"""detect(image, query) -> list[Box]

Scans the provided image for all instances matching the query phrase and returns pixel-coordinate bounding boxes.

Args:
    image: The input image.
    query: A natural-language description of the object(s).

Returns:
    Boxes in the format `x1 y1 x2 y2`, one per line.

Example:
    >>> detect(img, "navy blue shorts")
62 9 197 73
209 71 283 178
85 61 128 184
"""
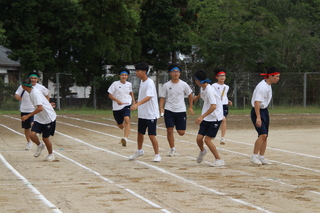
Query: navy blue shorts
251 108 269 136
138 118 157 135
21 112 34 129
113 106 131 125
31 120 56 138
198 120 222 138
164 110 186 130
223 105 229 117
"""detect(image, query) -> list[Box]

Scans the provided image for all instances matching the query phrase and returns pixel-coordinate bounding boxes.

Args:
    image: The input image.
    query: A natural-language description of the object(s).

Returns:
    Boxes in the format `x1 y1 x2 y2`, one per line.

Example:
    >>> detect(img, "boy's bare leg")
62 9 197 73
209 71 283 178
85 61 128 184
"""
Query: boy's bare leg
123 116 130 138
30 131 41 146
43 137 53 154
221 117 227 138
137 132 144 150
253 134 267 155
196 134 204 151
148 135 159 154
204 136 221 159
166 127 175 148
24 128 31 142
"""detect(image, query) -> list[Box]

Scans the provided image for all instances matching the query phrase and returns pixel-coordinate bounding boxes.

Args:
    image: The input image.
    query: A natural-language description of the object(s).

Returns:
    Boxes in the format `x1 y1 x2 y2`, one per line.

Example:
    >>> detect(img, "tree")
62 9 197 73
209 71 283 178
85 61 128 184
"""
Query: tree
139 0 198 70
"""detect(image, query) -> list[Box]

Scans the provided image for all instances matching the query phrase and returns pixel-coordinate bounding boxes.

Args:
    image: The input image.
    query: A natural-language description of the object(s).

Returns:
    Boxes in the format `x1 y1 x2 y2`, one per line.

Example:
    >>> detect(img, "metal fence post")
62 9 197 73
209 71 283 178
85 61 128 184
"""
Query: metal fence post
56 73 60 111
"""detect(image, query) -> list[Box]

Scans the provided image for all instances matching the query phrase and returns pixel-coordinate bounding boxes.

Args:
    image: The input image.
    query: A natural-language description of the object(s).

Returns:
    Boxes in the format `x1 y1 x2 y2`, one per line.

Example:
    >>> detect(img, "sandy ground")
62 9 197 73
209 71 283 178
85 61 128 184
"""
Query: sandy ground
0 113 320 213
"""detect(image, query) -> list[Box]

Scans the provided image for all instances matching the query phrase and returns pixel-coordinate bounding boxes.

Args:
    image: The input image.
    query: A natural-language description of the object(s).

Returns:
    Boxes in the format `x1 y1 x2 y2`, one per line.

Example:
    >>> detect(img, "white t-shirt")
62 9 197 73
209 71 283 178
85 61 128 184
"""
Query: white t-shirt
15 83 49 113
137 78 159 119
211 83 229 105
160 79 192 112
251 80 272 109
29 88 56 124
200 85 223 122
107 80 133 111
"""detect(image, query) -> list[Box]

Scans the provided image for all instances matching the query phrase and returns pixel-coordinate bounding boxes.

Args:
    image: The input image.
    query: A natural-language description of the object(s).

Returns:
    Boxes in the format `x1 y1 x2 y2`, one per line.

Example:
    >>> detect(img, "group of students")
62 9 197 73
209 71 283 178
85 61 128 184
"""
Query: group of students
16 63 280 166
108 62 280 166
16 72 57 161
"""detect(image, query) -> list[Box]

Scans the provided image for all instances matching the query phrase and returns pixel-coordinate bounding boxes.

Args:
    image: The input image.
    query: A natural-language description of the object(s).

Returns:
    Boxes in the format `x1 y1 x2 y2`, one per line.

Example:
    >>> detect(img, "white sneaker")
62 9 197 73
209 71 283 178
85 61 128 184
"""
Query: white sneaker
34 143 45 158
260 158 272 165
250 156 262 165
44 154 55 161
196 149 207 163
220 137 226 145
153 155 161 162
210 159 225 167
25 142 33 150
120 138 127 147
167 149 176 157
129 150 144 160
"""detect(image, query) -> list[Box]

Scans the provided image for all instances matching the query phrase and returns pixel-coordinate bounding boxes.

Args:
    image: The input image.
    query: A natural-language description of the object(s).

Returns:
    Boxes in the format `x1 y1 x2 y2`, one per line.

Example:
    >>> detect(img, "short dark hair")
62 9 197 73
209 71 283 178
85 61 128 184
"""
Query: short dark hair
194 69 207 81
134 62 149 71
119 67 130 75
214 67 227 76
267 67 280 74
167 63 182 73
28 71 40 78
21 77 32 87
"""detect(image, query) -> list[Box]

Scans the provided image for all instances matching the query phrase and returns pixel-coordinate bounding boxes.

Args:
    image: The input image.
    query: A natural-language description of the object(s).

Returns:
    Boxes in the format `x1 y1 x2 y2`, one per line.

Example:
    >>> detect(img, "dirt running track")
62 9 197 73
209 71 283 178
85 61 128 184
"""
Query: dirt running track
0 113 320 213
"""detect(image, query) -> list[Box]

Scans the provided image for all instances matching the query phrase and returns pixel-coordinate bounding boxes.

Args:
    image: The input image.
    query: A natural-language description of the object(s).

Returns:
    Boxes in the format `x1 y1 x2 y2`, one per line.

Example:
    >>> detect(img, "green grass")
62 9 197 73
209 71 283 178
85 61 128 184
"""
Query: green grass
1 107 319 116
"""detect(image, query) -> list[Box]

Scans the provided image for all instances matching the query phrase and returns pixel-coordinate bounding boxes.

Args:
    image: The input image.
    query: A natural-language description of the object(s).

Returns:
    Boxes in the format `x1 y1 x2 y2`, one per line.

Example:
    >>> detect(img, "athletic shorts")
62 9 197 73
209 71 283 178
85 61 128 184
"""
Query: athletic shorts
21 112 34 129
251 107 269 136
138 118 157 135
113 106 131 125
164 110 186 130
198 120 222 138
31 120 56 138
223 105 229 117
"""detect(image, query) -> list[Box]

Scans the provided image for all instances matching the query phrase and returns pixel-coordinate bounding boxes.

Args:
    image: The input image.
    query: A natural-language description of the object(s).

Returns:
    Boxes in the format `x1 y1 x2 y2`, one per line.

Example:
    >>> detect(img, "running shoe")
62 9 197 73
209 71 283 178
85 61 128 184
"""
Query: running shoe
153 155 162 162
196 149 207 163
129 150 144 160
260 158 272 165
25 142 33 150
220 137 226 145
167 149 176 157
121 138 127 147
210 159 225 167
44 154 55 162
250 156 262 165
34 143 45 158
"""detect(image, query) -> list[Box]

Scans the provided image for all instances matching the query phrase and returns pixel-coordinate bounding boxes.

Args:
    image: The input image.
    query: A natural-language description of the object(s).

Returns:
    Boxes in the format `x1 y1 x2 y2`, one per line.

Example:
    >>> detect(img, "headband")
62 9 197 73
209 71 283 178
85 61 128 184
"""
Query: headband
119 71 129 75
29 74 39 78
260 72 280 79
22 83 32 88
195 77 211 84
170 67 181 72
216 71 226 76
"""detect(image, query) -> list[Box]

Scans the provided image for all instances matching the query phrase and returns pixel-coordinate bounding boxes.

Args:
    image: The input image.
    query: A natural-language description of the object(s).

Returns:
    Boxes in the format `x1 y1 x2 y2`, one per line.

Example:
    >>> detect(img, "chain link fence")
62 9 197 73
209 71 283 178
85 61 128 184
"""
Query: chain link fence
1 71 319 111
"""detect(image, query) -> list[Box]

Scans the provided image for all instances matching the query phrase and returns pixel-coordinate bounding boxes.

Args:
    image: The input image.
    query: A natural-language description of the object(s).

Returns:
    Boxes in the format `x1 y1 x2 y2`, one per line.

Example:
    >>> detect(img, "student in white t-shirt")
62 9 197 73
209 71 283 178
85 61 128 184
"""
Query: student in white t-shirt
250 67 280 165
20 77 57 162
108 68 135 147
193 69 225 167
15 71 51 150
211 67 232 145
159 63 194 156
129 62 161 162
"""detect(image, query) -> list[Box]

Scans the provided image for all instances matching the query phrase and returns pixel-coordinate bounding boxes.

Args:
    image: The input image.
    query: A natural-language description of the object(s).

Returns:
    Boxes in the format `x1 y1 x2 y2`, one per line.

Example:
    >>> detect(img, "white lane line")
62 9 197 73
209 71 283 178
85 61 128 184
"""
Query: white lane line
0 122 170 213
0 153 62 213
57 115 320 195
0 118 274 213
55 130 273 213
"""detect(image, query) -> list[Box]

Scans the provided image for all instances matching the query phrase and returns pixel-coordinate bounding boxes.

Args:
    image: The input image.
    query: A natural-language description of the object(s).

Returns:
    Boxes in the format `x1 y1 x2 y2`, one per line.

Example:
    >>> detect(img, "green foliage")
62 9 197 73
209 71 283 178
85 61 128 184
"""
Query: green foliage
139 0 199 70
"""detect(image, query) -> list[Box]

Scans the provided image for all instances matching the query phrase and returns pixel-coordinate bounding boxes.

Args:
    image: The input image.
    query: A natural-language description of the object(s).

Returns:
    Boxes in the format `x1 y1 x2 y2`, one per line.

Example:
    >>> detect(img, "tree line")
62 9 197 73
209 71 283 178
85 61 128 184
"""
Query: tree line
1 0 320 102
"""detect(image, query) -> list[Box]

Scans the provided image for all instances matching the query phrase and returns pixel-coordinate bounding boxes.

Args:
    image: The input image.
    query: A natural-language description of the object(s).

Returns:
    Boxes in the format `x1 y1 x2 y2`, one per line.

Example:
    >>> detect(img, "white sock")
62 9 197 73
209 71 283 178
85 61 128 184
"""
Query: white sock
137 149 143 154
171 147 176 151
259 155 264 159
252 154 258 158
155 154 160 157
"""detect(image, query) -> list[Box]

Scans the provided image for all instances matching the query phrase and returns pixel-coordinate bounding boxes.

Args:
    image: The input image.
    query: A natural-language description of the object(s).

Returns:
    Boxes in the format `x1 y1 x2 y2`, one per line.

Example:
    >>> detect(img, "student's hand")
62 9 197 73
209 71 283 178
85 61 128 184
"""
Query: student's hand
160 108 164 115
116 100 123 105
188 107 194 116
130 104 138 111
50 102 56 108
21 115 29 121
228 100 233 106
255 117 262 127
195 116 204 125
